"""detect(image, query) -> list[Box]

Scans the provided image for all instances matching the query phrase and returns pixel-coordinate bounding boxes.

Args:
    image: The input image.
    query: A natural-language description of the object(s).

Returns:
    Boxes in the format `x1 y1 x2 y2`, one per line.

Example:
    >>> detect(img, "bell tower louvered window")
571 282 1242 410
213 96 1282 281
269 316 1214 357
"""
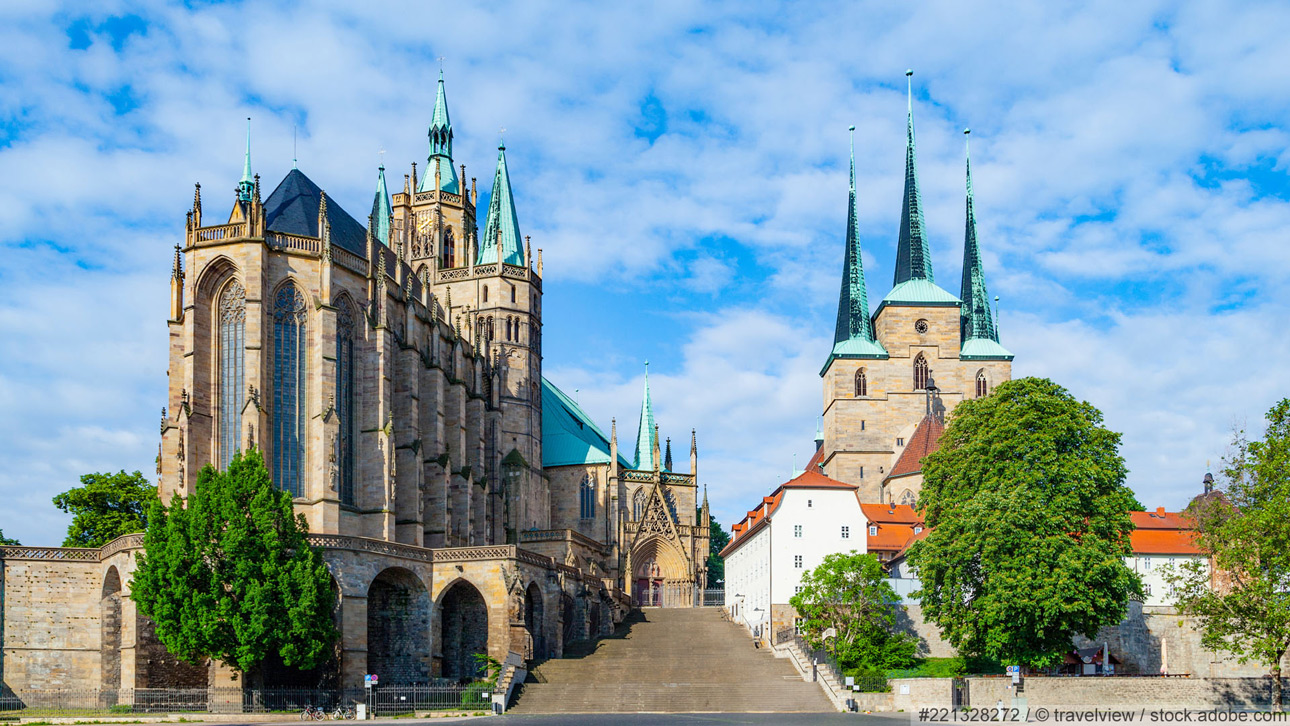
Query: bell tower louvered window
273 284 308 497
337 298 356 506
218 281 246 469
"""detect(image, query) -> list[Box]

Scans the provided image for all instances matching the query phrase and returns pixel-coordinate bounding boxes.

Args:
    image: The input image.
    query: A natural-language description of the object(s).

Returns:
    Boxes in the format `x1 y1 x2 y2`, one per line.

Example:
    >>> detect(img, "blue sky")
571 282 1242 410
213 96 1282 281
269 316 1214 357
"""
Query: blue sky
2 1 1289 545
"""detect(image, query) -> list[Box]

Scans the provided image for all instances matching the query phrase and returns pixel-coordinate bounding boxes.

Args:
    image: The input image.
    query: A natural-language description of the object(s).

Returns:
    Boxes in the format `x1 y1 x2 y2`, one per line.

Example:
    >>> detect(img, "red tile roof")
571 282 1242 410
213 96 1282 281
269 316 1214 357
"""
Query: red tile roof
860 502 922 524
860 503 924 553
1130 508 1193 530
887 414 945 479
1131 528 1201 554
719 469 855 557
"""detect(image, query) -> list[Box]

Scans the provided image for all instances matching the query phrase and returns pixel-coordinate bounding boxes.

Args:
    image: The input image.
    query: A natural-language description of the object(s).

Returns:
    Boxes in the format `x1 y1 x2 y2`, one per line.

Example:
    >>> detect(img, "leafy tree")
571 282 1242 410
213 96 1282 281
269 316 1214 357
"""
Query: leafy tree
909 377 1141 669
703 510 730 585
1165 399 1290 711
0 528 18 545
131 449 338 685
53 470 158 548
788 551 918 673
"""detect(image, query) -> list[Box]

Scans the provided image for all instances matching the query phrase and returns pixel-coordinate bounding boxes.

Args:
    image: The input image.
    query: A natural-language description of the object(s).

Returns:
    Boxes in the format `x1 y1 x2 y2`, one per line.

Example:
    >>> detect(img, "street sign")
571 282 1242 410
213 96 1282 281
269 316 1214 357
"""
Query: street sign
364 674 379 688
1005 665 1020 675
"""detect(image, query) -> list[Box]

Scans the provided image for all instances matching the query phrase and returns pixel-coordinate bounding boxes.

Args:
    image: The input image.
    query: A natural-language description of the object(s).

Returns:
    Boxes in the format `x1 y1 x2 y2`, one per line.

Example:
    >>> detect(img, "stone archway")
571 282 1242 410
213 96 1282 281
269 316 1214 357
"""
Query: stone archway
367 568 431 685
101 567 123 698
524 583 545 660
629 536 692 607
437 580 488 682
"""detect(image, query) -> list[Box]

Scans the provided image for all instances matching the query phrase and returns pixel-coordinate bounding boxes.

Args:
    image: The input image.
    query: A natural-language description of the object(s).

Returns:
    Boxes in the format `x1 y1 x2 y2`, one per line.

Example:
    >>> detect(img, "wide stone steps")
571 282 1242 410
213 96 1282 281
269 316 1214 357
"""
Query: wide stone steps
507 607 833 714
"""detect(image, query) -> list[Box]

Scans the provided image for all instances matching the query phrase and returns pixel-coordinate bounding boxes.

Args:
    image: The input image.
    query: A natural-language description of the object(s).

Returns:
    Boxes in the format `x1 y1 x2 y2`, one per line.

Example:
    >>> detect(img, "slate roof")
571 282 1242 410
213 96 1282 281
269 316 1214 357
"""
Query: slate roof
262 169 368 256
541 377 632 469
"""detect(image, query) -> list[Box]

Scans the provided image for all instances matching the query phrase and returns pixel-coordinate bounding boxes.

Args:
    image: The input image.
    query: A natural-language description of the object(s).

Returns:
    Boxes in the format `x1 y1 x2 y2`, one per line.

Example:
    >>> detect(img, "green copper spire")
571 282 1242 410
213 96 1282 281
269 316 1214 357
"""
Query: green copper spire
823 127 887 374
893 70 933 286
633 362 657 470
418 71 460 194
371 163 393 246
477 142 525 265
237 117 253 203
957 129 1013 361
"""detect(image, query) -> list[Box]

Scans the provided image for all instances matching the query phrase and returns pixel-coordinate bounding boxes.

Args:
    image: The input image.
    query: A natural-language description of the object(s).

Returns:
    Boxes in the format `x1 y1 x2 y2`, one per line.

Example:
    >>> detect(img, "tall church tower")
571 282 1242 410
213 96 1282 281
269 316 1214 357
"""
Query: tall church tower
819 72 1013 504
387 72 546 543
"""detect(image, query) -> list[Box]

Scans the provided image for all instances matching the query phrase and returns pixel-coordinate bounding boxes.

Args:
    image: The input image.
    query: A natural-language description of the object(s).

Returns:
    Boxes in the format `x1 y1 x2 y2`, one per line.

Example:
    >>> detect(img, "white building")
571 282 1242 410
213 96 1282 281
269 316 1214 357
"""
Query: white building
721 469 867 640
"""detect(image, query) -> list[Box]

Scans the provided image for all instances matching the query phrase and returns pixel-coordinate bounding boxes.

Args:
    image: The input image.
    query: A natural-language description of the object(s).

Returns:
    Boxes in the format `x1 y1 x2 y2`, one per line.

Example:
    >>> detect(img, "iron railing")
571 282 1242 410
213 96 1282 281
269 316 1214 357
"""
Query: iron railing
696 587 725 607
0 687 488 717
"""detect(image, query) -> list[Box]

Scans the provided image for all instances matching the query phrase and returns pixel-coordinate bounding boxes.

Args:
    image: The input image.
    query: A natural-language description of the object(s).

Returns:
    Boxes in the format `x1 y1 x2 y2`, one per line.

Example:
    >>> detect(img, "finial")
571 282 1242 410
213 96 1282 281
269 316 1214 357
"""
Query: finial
498 127 506 150
379 147 386 170
292 124 298 169
438 56 445 74
172 243 183 279
905 70 914 113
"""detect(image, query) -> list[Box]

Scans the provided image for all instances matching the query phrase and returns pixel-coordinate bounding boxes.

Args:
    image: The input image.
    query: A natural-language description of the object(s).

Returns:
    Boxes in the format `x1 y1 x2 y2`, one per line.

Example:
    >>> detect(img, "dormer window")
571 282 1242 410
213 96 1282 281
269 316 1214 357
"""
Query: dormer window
868 525 878 537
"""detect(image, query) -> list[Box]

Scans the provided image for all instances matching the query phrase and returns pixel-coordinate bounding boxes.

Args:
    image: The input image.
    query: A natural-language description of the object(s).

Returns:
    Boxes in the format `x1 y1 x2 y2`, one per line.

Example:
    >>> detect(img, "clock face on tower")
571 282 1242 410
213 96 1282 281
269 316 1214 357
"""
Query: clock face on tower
417 213 433 237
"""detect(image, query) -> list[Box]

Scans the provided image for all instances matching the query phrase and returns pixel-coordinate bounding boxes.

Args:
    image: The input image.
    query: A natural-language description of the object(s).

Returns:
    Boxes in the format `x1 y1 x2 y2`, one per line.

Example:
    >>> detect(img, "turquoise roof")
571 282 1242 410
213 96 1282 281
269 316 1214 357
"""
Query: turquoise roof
879 278 961 308
541 378 632 468
823 127 889 375
893 71 934 287
418 71 460 194
371 164 392 245
959 130 1001 347
477 143 525 265
960 337 1014 361
237 118 253 203
633 363 657 470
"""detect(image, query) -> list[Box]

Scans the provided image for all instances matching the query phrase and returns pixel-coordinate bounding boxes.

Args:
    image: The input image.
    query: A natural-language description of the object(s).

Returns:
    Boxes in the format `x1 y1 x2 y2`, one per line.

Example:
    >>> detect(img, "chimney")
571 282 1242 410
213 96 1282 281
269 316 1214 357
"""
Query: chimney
1156 506 1166 517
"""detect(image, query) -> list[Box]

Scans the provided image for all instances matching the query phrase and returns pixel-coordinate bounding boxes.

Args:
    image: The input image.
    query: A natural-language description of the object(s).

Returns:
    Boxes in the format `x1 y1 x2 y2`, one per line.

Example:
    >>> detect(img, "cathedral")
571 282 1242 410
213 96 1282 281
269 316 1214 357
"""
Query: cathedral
0 72 709 694
819 71 1013 506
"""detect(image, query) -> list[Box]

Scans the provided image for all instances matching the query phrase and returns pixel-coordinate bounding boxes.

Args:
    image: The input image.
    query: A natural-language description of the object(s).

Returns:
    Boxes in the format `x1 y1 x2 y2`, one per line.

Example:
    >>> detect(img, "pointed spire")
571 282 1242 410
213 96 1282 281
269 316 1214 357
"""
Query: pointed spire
237 118 254 204
960 129 997 343
371 164 393 246
477 142 525 265
633 362 657 470
418 70 459 194
172 243 183 280
834 124 878 348
664 437 673 472
894 71 934 286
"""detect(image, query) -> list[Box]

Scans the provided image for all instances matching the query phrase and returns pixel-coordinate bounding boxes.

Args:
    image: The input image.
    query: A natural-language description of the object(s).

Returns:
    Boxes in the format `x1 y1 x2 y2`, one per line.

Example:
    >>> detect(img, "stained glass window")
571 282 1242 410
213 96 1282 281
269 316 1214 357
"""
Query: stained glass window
337 297 356 506
855 368 867 397
273 284 308 497
218 280 246 469
579 473 596 520
913 353 929 391
632 488 646 521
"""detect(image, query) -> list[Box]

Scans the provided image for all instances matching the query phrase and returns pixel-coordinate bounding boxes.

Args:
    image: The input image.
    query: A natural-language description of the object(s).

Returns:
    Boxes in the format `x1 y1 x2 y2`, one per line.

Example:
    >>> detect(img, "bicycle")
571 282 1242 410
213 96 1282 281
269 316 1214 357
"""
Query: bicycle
331 705 356 720
300 705 326 720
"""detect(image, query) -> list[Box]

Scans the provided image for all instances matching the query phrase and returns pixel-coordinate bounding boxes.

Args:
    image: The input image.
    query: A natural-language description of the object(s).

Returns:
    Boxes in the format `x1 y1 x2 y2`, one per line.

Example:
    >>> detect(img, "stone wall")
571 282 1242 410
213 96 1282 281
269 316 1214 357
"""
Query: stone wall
0 556 102 690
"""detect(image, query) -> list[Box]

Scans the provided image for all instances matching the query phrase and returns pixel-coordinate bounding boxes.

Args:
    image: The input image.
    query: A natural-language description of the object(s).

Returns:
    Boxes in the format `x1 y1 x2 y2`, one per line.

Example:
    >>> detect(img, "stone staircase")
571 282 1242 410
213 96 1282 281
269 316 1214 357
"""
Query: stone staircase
507 608 835 713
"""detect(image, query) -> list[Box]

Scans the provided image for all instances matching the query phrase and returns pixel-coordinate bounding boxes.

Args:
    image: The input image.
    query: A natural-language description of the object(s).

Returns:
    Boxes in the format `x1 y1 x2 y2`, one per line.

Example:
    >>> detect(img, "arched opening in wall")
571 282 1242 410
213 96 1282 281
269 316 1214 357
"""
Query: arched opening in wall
913 353 929 391
368 568 431 685
632 488 646 521
190 257 240 482
560 591 579 644
261 574 342 688
899 489 916 506
101 567 123 699
524 583 545 660
975 369 988 398
855 368 867 397
437 580 488 682
482 285 488 303
630 536 691 607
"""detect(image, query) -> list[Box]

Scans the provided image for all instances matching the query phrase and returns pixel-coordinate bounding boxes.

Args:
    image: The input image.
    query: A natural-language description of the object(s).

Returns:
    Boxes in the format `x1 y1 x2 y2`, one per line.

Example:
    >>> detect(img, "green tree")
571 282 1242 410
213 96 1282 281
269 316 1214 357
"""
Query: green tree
703 511 730 585
53 470 158 548
909 377 1141 669
130 449 338 685
1165 399 1290 711
788 551 917 674
0 528 18 545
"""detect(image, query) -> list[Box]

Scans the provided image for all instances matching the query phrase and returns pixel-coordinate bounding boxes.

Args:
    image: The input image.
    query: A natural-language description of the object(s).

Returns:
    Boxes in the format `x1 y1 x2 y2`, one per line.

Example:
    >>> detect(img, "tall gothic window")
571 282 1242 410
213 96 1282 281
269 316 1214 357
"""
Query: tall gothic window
579 473 596 520
441 227 456 269
975 369 988 398
855 368 868 397
899 489 916 506
913 353 929 391
337 298 357 506
218 281 246 469
273 284 308 497
632 488 646 521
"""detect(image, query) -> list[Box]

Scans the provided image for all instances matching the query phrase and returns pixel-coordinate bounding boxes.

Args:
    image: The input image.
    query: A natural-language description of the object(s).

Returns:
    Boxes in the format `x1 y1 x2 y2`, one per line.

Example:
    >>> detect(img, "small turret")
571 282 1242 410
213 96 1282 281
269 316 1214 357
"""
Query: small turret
237 118 254 204
418 71 460 194
664 437 673 472
170 244 184 321
690 428 697 477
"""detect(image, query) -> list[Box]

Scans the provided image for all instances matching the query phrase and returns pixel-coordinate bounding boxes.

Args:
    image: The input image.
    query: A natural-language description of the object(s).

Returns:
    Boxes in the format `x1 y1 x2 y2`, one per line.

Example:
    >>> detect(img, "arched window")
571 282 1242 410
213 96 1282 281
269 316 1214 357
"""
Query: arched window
579 473 596 520
337 297 357 506
482 285 488 303
632 488 647 521
855 368 868 397
511 285 516 303
273 284 308 497
441 227 456 269
899 489 916 506
975 369 988 398
913 353 929 391
505 318 512 341
218 280 246 469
